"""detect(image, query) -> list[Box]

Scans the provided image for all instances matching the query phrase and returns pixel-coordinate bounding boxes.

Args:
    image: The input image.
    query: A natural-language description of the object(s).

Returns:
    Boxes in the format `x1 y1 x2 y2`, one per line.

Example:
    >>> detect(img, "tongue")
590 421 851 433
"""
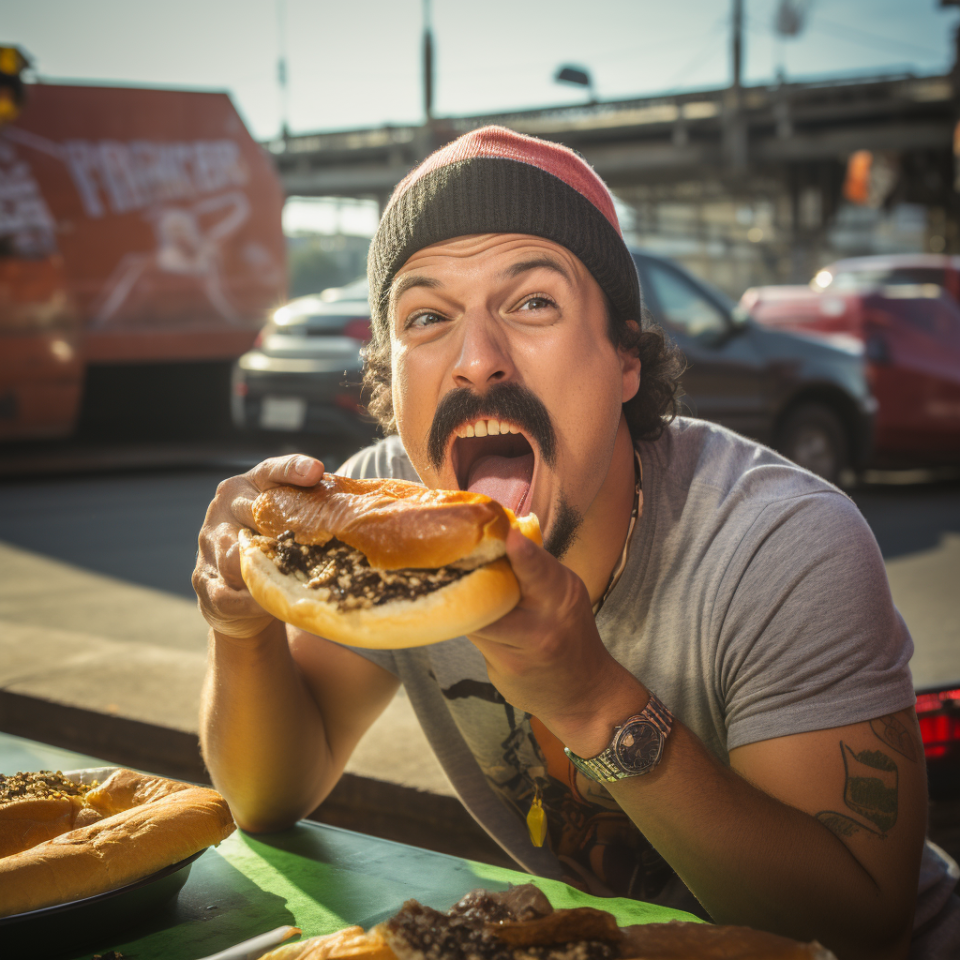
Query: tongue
466 453 534 515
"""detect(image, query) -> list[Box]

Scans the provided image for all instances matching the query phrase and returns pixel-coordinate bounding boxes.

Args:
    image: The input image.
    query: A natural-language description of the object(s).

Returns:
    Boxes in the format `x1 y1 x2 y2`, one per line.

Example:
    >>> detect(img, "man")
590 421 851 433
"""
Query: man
194 127 959 959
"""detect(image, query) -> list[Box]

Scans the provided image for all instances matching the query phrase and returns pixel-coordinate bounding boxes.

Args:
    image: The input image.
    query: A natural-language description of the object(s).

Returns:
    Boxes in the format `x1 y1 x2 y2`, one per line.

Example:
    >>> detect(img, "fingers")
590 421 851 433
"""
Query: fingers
213 521 245 589
193 452 323 640
473 526 593 650
247 454 325 491
504 527 546 585
504 527 570 607
192 543 274 638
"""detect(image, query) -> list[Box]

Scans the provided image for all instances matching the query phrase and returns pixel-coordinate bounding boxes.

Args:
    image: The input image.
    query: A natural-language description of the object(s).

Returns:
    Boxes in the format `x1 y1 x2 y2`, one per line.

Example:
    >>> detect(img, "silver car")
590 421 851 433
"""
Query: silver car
231 277 377 450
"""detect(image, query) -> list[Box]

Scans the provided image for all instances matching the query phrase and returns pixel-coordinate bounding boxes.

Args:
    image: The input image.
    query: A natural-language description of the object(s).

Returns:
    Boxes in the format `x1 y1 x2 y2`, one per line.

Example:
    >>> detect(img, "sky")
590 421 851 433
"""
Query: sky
8 0 957 139
7 0 958 236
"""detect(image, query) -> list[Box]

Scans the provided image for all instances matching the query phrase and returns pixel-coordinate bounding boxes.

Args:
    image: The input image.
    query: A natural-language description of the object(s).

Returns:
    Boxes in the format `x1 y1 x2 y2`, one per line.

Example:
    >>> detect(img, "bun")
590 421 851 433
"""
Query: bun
0 794 93 858
260 926 396 960
252 476 522 570
240 478 541 649
0 768 235 916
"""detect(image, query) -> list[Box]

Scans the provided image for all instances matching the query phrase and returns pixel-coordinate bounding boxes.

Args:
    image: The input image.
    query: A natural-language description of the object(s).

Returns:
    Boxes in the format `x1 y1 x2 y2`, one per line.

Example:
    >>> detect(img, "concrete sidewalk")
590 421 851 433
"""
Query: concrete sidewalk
0 539 512 866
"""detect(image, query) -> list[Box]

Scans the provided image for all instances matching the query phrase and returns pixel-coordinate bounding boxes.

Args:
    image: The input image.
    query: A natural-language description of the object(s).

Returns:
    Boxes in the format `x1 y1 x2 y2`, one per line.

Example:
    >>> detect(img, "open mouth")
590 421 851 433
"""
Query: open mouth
449 420 537 517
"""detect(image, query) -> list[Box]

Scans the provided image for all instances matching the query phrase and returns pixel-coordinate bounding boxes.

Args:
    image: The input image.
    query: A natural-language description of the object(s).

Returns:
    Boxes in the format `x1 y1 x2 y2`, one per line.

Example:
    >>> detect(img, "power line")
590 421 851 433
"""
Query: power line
745 8 944 60
659 16 730 91
809 14 945 59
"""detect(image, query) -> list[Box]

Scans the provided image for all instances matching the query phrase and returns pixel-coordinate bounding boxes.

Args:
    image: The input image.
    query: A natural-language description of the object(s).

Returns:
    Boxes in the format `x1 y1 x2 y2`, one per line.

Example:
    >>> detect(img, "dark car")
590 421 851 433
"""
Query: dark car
231 276 377 454
633 250 875 484
233 253 875 484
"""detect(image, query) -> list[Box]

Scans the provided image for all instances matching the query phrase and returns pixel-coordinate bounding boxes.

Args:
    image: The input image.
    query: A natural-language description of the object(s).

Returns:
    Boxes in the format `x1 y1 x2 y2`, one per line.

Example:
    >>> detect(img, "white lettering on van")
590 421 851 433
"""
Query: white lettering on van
0 157 58 257
63 139 248 218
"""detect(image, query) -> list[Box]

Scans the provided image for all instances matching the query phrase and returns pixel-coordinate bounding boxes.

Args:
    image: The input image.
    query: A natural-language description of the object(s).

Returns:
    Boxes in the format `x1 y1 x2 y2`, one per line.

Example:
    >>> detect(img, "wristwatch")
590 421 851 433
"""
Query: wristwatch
563 694 674 783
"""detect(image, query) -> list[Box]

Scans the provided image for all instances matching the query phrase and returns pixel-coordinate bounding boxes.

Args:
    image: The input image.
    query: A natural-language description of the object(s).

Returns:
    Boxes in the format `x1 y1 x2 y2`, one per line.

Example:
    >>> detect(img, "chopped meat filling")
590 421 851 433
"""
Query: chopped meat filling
0 770 94 804
382 891 620 960
263 531 471 612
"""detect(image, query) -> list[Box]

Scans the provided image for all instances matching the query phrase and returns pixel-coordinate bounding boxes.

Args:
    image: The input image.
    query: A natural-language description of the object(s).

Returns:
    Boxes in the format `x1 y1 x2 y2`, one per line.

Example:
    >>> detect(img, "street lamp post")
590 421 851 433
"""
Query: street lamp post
554 65 595 103
423 0 434 123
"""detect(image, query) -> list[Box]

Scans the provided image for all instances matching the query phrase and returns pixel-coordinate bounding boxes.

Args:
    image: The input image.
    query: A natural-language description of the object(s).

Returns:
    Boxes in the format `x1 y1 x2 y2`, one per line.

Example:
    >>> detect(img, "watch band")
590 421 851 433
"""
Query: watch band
564 693 674 783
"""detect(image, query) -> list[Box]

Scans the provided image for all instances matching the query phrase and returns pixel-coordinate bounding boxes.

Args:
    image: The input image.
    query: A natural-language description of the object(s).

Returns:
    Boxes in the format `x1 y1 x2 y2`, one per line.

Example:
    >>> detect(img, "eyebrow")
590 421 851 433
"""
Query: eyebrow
390 273 441 304
501 257 572 284
389 255 572 310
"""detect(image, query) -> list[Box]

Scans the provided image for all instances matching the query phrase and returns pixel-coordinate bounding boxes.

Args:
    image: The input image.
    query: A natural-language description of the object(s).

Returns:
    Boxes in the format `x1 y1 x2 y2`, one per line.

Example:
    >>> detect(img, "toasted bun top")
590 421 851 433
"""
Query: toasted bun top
253 476 535 570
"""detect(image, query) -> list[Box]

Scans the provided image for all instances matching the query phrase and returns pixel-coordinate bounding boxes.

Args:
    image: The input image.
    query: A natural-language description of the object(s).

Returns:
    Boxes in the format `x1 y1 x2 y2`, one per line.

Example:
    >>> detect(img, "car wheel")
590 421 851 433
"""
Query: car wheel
776 403 848 485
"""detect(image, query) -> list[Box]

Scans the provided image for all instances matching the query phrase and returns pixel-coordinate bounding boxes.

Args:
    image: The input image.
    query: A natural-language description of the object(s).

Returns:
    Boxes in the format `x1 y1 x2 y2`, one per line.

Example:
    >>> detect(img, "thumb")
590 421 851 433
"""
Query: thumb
504 526 553 595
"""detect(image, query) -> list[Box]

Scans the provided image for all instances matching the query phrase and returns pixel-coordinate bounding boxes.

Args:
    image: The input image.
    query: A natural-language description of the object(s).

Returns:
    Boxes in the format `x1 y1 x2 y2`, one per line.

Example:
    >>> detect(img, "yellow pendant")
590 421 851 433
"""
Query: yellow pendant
526 788 547 847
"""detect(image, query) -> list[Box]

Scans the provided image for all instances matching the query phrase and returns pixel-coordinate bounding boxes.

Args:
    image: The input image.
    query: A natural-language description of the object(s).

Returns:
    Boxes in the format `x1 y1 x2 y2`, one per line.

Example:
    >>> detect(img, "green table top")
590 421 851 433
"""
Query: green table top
1 733 701 960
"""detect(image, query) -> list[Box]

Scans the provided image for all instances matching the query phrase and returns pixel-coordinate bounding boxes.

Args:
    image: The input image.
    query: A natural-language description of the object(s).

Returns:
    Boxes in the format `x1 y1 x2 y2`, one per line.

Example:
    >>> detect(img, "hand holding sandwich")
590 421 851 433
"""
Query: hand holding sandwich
193 454 326 639
468 527 648 758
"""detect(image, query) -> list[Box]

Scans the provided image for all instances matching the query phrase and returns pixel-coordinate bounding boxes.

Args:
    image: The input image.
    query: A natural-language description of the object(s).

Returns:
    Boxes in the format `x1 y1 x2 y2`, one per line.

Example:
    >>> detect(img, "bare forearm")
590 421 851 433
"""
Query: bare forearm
200 621 334 832
609 723 912 960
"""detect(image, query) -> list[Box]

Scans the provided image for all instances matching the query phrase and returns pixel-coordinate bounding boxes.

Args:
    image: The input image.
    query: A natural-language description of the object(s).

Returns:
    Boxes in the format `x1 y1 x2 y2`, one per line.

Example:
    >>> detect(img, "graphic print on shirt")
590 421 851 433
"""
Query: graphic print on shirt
434 655 672 901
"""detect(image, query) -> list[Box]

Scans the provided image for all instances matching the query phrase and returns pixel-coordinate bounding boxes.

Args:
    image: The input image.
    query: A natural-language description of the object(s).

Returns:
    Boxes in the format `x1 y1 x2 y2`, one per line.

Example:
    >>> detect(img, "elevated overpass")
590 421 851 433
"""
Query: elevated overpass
268 71 958 287
270 72 955 209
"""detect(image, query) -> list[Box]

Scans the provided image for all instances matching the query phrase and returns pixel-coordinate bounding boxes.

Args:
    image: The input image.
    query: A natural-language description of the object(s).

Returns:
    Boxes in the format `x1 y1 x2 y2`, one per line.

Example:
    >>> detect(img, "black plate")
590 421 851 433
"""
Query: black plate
0 849 203 958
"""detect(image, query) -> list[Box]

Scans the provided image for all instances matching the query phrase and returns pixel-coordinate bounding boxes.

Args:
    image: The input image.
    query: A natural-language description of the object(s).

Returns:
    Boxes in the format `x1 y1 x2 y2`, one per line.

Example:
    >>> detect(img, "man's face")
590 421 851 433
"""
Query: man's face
388 233 640 558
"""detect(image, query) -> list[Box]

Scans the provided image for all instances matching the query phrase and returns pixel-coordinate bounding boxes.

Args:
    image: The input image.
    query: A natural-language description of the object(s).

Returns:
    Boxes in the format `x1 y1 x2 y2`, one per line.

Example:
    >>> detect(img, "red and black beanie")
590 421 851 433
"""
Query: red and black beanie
367 125 641 336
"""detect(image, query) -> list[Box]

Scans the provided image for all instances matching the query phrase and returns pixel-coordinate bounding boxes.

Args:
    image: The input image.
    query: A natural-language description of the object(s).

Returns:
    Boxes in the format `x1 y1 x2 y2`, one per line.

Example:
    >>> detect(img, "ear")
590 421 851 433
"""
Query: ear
619 320 642 404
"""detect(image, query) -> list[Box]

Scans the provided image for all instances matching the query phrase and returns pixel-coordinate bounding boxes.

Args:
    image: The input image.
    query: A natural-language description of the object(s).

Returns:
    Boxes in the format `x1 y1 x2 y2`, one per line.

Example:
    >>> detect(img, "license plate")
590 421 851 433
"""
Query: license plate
260 396 307 431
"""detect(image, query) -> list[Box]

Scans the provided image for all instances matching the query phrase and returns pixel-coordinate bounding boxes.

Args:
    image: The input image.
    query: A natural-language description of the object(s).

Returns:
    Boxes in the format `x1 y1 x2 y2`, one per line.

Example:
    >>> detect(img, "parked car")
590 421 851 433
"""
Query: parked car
809 253 960 304
741 259 960 468
231 276 377 453
234 253 875 484
632 250 874 484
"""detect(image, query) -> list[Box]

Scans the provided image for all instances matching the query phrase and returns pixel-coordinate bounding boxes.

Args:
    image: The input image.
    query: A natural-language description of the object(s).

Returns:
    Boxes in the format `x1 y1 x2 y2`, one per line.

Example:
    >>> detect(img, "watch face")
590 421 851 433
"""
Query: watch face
613 720 663 774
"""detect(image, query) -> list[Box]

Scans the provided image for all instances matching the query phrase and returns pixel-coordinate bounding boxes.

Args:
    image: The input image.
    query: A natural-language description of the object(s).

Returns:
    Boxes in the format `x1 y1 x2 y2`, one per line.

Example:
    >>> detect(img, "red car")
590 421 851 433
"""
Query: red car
741 255 960 468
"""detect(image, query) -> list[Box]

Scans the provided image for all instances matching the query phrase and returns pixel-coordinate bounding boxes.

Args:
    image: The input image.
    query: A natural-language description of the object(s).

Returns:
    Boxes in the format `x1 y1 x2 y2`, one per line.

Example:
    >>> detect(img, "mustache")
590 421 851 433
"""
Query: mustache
427 383 557 471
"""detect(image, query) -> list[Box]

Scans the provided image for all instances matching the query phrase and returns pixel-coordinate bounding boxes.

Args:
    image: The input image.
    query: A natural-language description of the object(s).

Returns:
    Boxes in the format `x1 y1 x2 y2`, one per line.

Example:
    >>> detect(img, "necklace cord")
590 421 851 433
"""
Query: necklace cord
592 449 642 615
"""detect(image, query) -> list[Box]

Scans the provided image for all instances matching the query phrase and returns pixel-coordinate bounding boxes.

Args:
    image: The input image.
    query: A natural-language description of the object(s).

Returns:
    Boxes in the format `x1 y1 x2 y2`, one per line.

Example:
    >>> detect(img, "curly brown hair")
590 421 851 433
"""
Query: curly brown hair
361 296 684 441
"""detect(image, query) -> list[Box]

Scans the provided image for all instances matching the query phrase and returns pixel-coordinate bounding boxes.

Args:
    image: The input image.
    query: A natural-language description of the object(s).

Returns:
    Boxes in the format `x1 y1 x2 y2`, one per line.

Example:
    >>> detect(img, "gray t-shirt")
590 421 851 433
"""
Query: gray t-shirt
337 418 959 951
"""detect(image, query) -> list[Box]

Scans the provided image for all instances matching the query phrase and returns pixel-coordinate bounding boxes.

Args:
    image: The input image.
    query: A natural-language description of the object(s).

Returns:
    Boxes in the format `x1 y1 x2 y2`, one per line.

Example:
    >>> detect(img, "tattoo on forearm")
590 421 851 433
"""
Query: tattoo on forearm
870 714 918 762
815 741 899 839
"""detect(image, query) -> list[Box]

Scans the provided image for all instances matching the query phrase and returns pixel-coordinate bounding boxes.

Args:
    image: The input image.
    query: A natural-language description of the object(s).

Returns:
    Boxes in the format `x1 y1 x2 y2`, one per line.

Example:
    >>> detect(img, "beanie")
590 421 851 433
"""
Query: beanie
367 125 641 338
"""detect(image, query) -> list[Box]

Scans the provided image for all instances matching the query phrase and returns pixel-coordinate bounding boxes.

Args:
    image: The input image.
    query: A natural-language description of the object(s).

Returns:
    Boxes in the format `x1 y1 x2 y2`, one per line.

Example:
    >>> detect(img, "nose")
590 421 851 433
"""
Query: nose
450 311 515 391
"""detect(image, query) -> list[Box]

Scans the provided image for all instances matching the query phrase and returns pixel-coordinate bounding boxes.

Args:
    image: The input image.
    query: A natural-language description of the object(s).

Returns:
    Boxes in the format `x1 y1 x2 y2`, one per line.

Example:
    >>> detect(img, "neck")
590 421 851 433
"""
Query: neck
562 416 639 605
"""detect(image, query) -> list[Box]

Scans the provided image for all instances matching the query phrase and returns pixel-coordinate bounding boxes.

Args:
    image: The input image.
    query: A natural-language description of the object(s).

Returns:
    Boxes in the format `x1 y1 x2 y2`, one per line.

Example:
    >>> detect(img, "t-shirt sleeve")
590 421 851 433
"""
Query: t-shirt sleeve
715 490 915 751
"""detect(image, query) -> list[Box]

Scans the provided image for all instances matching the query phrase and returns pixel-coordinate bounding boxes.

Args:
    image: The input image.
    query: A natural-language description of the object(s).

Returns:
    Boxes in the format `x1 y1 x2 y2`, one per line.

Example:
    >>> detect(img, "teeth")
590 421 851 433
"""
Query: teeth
455 419 522 439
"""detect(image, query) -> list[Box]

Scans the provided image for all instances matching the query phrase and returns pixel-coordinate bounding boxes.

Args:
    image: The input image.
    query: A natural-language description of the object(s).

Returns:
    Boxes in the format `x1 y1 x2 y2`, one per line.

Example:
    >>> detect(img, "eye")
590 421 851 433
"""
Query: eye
516 294 557 312
405 310 447 331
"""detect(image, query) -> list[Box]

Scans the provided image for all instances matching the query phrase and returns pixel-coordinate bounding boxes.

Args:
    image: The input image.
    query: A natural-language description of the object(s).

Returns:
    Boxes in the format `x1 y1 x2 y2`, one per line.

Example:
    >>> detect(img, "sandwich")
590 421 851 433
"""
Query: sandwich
0 767 235 916
239 475 541 648
259 884 837 960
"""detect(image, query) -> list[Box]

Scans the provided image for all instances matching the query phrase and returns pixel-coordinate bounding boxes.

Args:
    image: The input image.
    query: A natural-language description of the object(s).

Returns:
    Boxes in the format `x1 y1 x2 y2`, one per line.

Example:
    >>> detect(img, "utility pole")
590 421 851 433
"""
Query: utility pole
277 0 289 140
732 0 743 96
724 0 747 170
423 0 434 124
